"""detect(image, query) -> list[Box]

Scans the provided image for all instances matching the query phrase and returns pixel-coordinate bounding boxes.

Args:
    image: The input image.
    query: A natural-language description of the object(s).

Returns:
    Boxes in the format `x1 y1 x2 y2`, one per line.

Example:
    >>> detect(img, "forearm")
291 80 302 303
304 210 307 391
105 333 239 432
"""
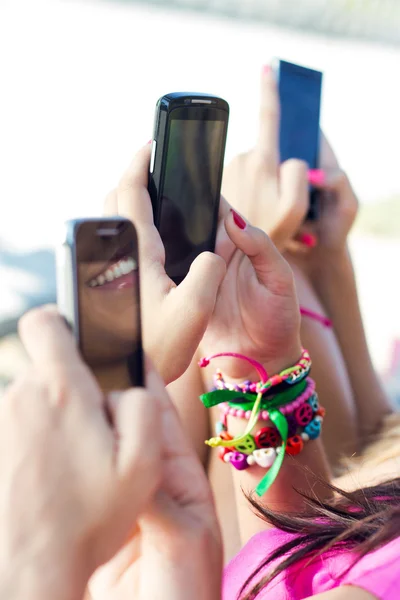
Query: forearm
167 352 210 466
203 351 332 547
310 247 392 440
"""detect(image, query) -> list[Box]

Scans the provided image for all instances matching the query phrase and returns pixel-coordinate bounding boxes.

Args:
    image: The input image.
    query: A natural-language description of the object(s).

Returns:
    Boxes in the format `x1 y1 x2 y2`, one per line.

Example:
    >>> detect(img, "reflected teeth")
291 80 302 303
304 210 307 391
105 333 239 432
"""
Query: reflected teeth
88 257 137 288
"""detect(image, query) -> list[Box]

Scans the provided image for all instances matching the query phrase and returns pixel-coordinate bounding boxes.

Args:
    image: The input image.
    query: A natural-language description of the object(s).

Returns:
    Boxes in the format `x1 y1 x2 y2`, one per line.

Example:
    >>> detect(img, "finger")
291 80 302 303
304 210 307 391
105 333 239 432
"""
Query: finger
18 305 87 372
107 387 162 486
225 209 293 291
106 388 163 534
117 144 154 226
286 238 313 256
103 189 118 215
156 253 225 379
276 159 309 245
310 168 349 194
255 65 280 169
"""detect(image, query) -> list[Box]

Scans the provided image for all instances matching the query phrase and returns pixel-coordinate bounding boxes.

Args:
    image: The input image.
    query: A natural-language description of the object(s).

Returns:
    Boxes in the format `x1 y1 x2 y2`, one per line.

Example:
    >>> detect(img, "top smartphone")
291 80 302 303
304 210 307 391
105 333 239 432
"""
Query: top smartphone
274 59 323 220
56 218 144 388
148 92 229 284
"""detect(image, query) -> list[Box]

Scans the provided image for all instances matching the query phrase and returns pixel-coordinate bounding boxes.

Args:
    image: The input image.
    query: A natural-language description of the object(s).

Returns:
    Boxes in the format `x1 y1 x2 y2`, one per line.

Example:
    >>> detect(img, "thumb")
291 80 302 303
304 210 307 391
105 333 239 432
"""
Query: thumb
107 388 162 495
163 251 226 351
225 209 293 292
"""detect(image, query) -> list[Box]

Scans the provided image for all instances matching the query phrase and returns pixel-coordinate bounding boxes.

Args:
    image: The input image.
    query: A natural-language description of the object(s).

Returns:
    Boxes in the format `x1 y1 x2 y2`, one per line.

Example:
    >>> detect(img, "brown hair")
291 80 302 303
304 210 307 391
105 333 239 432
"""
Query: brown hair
240 476 400 600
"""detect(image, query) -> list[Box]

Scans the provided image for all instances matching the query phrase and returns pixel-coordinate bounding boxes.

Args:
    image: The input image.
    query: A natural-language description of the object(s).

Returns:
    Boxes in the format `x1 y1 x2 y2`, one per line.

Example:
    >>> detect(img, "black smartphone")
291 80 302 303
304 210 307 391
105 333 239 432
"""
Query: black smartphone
274 59 323 220
148 92 229 284
56 218 144 389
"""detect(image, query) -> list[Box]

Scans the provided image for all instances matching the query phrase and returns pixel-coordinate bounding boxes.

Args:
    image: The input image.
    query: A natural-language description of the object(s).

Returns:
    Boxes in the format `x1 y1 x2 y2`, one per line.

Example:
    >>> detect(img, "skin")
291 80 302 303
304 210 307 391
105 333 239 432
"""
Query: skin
1 307 222 600
88 145 331 598
2 140 387 600
163 68 392 566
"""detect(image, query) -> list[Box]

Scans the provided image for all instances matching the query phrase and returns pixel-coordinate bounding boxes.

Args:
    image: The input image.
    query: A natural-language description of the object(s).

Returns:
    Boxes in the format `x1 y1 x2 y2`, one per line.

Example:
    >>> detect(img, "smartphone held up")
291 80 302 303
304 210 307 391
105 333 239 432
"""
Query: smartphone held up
273 59 323 220
148 92 229 284
56 218 144 390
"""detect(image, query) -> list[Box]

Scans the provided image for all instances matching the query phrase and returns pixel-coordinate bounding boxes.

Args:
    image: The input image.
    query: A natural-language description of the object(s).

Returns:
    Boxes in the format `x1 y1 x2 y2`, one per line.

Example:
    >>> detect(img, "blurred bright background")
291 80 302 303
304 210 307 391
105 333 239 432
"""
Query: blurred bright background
0 0 399 395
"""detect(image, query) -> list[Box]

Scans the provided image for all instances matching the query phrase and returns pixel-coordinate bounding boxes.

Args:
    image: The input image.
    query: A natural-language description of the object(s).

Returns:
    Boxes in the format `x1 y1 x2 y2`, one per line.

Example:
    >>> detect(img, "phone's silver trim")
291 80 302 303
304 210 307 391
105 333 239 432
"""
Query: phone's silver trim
191 99 212 104
150 140 157 173
56 241 79 342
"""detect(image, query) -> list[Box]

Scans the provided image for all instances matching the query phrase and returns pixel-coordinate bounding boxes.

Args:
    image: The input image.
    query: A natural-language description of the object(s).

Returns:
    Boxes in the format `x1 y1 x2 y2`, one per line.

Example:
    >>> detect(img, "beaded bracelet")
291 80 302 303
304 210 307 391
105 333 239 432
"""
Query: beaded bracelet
199 351 324 496
208 348 311 398
216 391 325 471
219 377 316 422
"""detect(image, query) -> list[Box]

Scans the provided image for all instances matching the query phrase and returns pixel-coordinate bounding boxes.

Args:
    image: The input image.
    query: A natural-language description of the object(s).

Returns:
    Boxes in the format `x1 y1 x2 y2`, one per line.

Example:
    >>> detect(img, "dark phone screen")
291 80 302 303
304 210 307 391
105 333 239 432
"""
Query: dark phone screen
278 61 322 168
159 107 227 282
75 220 143 388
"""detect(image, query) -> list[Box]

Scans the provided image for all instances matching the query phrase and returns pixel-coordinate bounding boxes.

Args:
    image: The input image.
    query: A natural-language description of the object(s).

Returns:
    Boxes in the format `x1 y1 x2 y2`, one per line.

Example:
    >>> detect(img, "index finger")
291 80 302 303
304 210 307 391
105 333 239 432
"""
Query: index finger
18 305 87 373
256 65 280 169
117 144 154 226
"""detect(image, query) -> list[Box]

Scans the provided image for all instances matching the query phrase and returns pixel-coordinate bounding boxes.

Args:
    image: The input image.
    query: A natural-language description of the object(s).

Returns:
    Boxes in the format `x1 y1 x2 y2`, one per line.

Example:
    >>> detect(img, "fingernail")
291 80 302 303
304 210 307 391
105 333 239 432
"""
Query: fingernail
308 169 325 186
299 233 317 248
262 64 271 75
231 209 247 230
147 139 152 144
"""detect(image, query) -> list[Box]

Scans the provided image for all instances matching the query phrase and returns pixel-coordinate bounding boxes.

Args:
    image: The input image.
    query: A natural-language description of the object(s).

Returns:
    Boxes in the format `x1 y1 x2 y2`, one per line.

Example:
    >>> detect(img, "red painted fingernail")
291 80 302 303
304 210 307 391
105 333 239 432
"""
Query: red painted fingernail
231 209 247 230
299 233 317 248
262 64 271 75
147 139 152 144
308 169 325 186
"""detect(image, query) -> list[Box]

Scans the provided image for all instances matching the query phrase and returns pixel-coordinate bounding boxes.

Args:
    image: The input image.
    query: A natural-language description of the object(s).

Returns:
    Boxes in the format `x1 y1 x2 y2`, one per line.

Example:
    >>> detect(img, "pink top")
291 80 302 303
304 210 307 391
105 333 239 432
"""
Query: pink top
223 527 400 599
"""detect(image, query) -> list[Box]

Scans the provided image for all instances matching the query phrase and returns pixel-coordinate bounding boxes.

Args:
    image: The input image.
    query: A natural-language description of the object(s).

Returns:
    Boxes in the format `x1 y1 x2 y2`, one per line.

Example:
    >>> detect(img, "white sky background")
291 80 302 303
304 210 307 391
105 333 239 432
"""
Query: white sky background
0 0 400 372
1 0 400 250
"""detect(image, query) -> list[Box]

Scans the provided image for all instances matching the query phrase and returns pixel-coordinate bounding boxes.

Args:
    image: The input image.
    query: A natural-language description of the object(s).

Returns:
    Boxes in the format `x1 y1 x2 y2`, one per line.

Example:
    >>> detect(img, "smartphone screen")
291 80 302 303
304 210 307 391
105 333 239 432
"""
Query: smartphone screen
277 60 322 218
159 107 228 283
74 220 143 387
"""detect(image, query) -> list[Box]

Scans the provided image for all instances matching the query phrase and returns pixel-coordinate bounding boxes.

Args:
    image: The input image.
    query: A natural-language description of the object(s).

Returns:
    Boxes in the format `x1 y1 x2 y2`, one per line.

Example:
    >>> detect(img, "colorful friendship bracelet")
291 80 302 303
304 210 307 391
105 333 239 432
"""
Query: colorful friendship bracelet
217 392 324 471
219 377 316 422
198 351 324 496
211 348 311 397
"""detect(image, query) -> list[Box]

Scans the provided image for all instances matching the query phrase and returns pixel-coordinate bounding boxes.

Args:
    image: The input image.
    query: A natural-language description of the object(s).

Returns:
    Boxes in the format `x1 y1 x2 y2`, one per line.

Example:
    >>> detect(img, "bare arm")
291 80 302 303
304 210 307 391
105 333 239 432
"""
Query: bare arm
201 351 332 548
308 246 392 444
289 259 359 466
167 352 210 466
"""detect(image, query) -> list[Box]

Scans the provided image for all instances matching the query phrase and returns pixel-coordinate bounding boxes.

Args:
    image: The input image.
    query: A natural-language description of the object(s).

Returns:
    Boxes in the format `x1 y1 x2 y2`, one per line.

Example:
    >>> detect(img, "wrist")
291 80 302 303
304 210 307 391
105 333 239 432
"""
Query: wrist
221 343 303 386
309 246 350 277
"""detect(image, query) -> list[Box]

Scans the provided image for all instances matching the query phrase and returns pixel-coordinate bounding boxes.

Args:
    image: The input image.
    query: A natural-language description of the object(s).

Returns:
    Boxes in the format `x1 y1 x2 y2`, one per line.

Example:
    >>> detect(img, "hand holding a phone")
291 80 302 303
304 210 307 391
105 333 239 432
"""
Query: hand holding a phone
89 365 222 600
0 306 163 600
222 67 310 252
289 135 359 261
201 199 302 382
104 145 226 385
1 306 221 600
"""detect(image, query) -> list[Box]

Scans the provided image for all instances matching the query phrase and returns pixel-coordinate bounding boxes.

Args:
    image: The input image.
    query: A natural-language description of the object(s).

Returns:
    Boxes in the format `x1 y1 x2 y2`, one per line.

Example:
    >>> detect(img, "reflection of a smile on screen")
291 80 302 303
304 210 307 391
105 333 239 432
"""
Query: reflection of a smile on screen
78 256 138 366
